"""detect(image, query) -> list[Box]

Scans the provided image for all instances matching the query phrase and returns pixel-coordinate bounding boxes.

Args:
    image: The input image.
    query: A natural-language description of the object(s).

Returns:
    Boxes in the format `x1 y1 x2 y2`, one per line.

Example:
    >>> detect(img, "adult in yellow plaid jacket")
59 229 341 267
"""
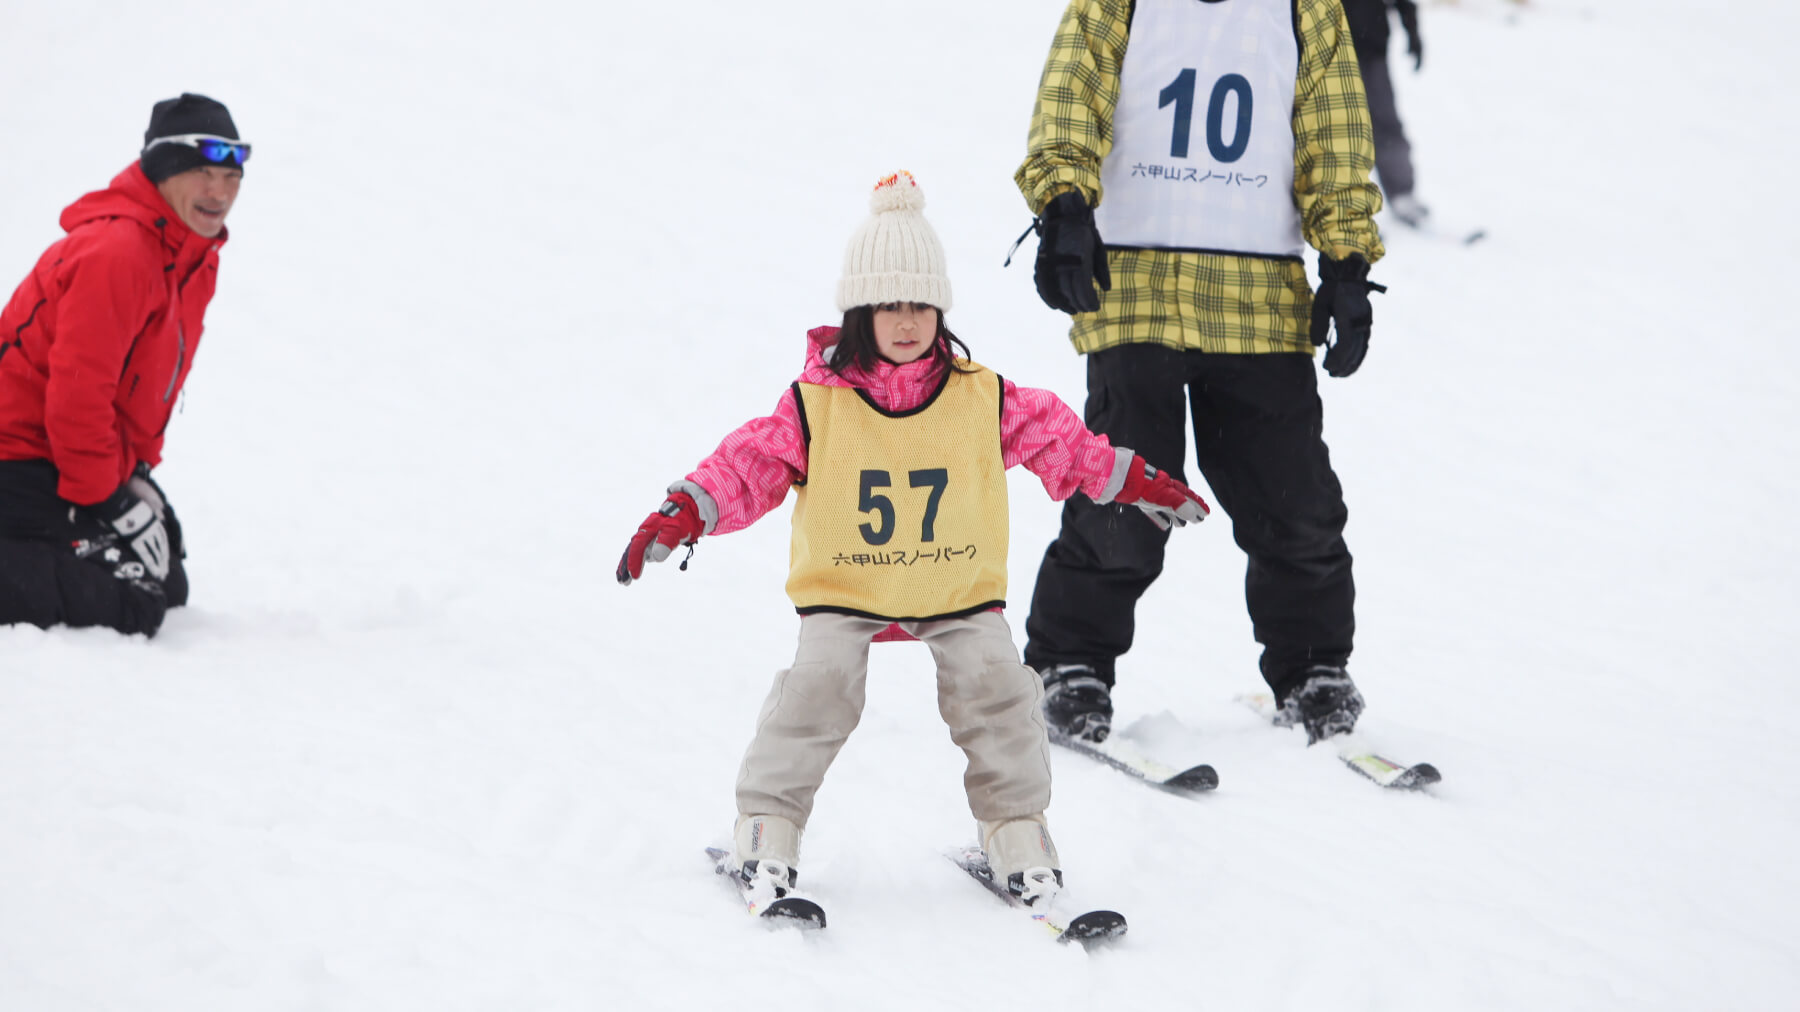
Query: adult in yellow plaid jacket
1017 0 1389 746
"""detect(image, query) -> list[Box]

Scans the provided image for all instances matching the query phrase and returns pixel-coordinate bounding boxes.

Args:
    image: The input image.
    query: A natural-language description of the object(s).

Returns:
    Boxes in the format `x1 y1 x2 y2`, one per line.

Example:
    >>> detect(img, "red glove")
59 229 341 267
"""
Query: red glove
616 492 705 585
1113 455 1211 530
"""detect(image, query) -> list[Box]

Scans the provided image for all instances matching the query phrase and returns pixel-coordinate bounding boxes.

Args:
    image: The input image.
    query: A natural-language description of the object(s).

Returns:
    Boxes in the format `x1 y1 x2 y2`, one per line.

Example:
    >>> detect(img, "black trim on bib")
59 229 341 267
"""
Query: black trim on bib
852 361 953 418
789 381 811 487
795 599 1007 623
1106 243 1305 263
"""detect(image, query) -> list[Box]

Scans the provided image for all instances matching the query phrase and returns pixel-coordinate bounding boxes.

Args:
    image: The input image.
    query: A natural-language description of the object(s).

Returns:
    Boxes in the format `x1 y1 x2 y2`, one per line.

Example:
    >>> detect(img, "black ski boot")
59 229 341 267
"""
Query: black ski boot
1039 664 1112 743
1274 666 1365 744
70 534 168 635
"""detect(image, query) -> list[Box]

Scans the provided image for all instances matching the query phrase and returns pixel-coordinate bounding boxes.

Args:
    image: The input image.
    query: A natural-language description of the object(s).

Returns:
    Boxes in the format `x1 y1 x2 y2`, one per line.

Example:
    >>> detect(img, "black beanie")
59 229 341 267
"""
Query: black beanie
139 93 244 183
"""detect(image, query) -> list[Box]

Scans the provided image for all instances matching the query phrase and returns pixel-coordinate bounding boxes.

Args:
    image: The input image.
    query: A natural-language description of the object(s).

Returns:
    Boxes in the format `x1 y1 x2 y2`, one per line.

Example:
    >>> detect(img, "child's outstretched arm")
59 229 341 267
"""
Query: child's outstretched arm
681 388 809 535
1000 381 1124 502
615 388 809 586
1002 379 1210 529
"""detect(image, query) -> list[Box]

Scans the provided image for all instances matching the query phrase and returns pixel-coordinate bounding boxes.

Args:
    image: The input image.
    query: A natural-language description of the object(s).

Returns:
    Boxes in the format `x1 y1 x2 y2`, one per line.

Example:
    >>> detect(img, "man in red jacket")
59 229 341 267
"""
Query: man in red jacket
0 93 248 637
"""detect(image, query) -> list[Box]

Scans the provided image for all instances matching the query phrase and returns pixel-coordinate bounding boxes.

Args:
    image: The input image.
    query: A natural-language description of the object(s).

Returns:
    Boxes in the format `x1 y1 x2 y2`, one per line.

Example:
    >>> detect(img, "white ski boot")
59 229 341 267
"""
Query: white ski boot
980 815 1062 908
728 813 802 906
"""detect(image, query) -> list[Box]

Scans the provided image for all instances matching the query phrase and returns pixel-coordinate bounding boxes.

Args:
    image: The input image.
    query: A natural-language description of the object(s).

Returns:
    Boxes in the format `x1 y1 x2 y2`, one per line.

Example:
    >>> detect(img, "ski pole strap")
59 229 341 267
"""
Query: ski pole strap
1003 218 1040 267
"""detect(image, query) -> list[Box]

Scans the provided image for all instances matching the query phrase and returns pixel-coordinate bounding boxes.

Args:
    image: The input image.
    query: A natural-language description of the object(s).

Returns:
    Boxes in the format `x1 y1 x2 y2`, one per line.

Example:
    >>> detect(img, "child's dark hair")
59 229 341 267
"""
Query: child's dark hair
830 304 978 377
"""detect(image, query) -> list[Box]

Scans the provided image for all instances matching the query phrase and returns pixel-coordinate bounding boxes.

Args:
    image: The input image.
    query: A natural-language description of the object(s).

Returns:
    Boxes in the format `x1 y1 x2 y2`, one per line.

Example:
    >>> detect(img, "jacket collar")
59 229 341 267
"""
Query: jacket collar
59 163 229 266
800 325 952 415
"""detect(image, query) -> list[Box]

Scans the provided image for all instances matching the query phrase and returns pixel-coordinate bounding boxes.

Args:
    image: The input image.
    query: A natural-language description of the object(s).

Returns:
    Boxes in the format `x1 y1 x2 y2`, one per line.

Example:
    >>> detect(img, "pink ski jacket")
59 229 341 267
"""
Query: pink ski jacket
684 326 1125 535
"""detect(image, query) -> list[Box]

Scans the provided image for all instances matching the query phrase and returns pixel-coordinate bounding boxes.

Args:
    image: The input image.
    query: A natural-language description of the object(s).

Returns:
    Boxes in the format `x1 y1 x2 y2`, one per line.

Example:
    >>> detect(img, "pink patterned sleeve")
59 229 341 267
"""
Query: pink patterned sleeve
1000 378 1120 501
684 387 809 535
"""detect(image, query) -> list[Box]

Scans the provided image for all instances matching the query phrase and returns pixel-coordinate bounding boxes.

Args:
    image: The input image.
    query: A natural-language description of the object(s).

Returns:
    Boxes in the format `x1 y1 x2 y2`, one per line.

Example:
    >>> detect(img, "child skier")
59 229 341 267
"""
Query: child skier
615 171 1209 914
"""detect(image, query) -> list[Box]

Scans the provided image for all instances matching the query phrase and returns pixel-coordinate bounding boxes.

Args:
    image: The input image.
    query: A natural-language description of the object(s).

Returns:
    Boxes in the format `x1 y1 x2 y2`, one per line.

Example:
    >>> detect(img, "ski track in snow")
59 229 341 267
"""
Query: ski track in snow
3 1 1797 1009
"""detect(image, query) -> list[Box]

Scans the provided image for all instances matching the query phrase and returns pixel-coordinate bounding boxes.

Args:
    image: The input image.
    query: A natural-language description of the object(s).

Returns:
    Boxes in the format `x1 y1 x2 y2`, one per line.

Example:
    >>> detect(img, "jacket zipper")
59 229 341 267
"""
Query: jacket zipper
164 322 185 402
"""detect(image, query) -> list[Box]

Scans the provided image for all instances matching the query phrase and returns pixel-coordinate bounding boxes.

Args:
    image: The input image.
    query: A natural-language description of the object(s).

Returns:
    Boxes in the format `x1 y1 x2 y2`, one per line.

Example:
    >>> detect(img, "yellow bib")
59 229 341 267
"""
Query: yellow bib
786 363 1009 620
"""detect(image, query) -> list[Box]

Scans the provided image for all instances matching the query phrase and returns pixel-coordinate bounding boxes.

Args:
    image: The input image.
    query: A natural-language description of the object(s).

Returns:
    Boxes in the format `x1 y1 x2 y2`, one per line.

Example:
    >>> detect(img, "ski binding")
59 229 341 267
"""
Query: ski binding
705 846 826 928
948 846 1126 946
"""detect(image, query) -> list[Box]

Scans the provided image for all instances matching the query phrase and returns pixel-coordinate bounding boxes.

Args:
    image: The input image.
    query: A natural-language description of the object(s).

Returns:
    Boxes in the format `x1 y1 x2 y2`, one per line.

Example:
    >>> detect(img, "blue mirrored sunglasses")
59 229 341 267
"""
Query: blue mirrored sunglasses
144 133 252 166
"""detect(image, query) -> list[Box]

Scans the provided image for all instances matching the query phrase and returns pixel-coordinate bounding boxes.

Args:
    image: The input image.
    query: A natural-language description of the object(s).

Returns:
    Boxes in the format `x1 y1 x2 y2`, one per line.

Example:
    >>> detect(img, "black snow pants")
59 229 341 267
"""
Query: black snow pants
0 459 185 637
1022 346 1354 701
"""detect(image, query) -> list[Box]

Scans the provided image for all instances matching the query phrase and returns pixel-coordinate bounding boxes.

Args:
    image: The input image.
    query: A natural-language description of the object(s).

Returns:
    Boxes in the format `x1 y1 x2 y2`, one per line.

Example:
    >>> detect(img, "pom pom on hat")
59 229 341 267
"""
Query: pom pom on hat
837 170 952 313
868 170 927 214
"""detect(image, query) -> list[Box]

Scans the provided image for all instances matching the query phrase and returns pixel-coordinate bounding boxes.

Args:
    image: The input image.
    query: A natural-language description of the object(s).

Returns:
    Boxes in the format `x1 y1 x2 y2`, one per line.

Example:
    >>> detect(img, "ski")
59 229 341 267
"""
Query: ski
1393 216 1487 246
1340 750 1442 790
1238 693 1441 790
1050 730 1219 795
947 846 1126 947
1417 224 1487 246
704 846 827 928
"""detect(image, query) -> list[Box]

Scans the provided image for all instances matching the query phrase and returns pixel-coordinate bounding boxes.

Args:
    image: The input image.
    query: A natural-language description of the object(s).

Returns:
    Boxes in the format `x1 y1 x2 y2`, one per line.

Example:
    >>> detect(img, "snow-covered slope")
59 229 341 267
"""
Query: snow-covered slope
3 2 1796 1009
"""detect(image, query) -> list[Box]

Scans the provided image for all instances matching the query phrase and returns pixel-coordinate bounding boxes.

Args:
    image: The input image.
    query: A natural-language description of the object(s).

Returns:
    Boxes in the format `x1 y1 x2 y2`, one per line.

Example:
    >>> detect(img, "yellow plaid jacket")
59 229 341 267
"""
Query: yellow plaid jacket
1016 0 1386 355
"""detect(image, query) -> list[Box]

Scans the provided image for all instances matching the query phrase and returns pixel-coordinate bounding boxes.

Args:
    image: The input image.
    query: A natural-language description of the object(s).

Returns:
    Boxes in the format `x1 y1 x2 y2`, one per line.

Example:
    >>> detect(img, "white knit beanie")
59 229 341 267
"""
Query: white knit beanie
836 170 953 313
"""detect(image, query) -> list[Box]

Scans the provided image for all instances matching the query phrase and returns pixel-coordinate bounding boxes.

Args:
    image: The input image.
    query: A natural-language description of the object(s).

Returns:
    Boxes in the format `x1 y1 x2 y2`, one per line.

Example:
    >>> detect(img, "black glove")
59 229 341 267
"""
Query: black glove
91 482 173 581
1033 190 1111 314
1309 254 1387 379
1397 0 1423 71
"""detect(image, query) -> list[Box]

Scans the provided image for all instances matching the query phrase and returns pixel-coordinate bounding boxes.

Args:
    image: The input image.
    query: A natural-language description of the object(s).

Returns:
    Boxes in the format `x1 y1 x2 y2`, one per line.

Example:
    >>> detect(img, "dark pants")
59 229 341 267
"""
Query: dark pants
1022 346 1354 700
1359 54 1415 198
0 459 185 637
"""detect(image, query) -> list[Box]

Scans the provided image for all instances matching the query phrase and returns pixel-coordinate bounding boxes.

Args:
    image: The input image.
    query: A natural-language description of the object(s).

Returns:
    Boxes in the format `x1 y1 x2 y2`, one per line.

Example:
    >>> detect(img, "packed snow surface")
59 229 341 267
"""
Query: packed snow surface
3 1 1795 1009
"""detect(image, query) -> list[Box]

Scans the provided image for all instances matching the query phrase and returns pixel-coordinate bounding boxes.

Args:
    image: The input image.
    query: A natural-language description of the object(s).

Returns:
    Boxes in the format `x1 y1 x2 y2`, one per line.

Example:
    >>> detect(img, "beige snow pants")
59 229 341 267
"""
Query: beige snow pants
735 610 1053 827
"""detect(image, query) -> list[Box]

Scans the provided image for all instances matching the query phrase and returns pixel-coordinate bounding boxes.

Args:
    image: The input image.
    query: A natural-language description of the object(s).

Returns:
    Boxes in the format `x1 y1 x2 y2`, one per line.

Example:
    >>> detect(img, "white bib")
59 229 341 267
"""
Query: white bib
1096 0 1303 259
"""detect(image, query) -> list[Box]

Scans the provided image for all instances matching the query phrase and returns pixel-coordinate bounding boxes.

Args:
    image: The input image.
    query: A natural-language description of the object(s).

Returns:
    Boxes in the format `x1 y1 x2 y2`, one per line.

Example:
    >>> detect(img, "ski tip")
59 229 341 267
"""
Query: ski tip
1462 230 1488 245
1163 764 1220 793
763 897 827 929
1341 752 1443 790
1346 754 1442 790
1059 910 1128 946
1394 762 1442 789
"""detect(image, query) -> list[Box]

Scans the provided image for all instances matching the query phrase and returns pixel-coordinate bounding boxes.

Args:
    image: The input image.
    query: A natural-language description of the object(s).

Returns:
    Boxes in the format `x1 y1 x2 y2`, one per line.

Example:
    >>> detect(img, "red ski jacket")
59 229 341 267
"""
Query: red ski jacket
0 163 227 505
